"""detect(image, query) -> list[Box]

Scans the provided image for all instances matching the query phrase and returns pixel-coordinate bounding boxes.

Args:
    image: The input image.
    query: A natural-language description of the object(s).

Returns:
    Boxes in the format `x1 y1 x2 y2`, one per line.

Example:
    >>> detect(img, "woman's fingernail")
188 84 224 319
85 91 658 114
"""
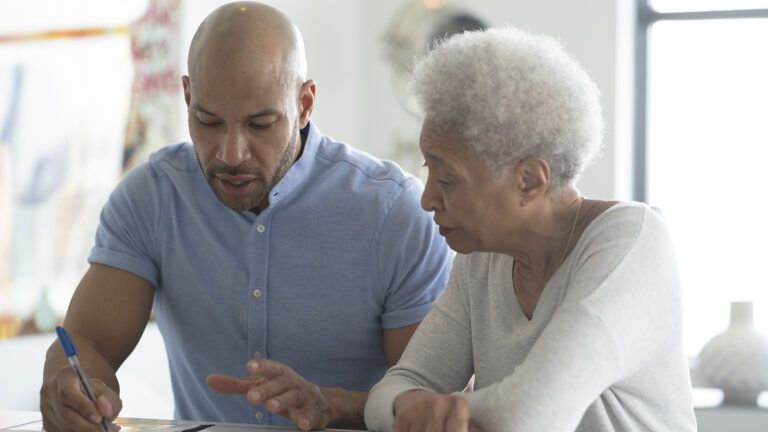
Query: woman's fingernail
249 390 261 402
89 414 102 423
249 361 260 370
268 399 280 409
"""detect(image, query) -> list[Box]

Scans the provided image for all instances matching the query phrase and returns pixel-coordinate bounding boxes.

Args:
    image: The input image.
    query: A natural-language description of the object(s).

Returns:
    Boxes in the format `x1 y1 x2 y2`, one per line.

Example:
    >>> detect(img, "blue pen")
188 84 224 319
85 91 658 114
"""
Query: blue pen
55 326 111 432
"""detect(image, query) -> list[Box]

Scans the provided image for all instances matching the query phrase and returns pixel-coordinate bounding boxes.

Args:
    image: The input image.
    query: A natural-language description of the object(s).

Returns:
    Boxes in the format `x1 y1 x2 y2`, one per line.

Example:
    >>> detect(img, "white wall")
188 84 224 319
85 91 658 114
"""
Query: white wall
364 0 625 199
180 0 629 199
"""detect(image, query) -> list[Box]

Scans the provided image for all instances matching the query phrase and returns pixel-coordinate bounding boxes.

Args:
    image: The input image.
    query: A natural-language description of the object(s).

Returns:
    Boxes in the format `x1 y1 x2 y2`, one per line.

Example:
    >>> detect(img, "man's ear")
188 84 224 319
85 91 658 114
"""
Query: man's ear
515 158 551 206
297 79 316 128
182 75 191 108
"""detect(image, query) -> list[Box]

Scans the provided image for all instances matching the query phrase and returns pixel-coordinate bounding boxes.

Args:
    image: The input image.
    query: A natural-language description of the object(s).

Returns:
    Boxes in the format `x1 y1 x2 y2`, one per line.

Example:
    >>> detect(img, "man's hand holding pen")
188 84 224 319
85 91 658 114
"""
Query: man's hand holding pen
40 365 122 432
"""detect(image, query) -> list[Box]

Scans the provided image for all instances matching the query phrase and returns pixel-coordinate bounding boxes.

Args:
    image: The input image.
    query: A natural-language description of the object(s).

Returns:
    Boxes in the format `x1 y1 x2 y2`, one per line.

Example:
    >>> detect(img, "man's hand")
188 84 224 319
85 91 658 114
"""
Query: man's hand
207 359 330 430
40 366 122 432
393 389 479 432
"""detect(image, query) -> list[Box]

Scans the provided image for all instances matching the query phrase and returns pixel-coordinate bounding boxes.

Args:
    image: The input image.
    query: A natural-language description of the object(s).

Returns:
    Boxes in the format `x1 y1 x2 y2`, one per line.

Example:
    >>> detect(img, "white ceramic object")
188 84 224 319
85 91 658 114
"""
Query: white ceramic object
698 302 768 405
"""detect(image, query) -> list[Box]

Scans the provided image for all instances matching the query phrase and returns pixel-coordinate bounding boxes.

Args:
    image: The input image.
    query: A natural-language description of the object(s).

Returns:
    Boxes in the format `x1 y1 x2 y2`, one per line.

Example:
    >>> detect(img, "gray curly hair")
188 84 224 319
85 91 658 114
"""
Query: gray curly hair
409 26 603 188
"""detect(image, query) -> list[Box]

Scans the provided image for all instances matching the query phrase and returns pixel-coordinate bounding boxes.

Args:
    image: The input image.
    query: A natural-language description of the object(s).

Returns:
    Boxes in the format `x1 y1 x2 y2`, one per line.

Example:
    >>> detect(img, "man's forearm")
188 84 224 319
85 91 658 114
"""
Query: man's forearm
321 387 368 429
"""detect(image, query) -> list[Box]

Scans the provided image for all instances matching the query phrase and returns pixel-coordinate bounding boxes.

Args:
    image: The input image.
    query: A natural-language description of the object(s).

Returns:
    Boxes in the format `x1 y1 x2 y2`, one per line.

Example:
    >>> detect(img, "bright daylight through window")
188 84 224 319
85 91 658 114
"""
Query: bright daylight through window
643 7 768 356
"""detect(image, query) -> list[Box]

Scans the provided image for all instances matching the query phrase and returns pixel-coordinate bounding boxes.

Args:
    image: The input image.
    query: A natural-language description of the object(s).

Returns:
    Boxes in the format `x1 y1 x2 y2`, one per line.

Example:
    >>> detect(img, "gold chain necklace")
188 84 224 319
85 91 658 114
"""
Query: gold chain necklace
513 196 584 289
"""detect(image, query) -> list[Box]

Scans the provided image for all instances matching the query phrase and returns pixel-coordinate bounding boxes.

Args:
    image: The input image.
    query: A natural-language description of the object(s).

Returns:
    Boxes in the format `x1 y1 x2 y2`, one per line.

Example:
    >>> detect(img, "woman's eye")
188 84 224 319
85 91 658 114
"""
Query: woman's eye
437 180 451 188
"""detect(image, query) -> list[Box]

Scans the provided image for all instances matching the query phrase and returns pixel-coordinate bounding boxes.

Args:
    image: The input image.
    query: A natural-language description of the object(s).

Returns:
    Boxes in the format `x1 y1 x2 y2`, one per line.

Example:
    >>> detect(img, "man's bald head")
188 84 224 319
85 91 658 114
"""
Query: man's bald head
187 1 307 89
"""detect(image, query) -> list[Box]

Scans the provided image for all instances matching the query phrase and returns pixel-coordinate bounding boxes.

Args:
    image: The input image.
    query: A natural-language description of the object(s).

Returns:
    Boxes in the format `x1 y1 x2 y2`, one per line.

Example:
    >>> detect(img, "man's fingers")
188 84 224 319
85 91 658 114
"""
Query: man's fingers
247 376 295 405
57 375 104 425
263 388 303 414
92 380 122 421
247 359 286 379
53 402 107 432
287 410 313 431
206 374 254 394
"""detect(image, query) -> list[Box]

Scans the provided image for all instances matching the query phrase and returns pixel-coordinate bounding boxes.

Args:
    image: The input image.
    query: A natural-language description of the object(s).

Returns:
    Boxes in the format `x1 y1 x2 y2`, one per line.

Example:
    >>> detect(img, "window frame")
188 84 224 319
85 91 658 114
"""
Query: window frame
633 2 768 202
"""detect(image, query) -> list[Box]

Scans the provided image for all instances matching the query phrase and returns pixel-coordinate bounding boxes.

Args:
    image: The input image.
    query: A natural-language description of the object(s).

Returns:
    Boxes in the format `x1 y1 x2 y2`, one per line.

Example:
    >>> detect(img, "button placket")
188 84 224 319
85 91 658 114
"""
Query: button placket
248 215 270 423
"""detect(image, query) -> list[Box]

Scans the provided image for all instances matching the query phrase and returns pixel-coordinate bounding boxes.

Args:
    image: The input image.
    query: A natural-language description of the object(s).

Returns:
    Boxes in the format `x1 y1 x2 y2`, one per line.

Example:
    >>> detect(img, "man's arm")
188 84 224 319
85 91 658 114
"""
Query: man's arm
206 322 420 430
318 322 420 428
382 322 419 366
40 263 154 432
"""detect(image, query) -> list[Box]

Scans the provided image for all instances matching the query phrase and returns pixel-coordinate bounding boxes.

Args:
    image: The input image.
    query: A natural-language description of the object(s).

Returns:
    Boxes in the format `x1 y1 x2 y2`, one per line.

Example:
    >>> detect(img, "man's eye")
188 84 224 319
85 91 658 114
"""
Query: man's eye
437 180 451 189
196 117 221 127
249 122 274 130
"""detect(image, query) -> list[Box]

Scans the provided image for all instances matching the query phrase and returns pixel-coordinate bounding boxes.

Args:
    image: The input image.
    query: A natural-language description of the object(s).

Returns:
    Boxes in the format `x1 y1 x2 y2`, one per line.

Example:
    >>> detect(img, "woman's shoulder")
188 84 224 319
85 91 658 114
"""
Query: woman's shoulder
571 200 671 269
582 200 664 238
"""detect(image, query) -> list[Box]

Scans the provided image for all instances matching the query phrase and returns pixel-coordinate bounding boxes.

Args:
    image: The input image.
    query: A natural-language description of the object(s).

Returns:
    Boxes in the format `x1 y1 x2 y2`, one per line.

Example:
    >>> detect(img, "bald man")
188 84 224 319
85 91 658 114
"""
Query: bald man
39 2 452 431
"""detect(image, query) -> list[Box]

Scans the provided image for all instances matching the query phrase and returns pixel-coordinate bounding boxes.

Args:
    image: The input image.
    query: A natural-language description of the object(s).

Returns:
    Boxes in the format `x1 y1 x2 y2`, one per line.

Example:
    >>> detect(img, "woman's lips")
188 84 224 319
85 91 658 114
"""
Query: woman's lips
438 226 456 237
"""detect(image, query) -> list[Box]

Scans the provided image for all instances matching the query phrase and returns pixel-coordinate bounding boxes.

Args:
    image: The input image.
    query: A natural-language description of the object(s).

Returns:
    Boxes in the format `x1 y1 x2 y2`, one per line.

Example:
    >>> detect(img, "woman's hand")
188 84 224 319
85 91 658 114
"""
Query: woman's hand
393 389 479 432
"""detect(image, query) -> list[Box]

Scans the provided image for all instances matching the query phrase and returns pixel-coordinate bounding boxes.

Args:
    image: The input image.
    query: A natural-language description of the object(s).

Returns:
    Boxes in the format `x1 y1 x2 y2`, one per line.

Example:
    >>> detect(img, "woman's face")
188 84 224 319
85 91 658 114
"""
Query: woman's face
419 123 518 254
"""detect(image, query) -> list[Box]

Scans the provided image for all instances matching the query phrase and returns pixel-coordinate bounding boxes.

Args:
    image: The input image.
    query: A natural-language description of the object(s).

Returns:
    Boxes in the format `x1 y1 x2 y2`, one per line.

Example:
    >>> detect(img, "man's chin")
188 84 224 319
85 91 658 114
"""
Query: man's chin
213 189 265 212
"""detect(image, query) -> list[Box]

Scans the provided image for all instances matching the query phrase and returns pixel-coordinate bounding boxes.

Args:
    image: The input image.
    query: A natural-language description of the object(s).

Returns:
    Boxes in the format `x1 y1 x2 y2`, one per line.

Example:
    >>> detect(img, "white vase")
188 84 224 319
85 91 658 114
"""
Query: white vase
698 301 768 406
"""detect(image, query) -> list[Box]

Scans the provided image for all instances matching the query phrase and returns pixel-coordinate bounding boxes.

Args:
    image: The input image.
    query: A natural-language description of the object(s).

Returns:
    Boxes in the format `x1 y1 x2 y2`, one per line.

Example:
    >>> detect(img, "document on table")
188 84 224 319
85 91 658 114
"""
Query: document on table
6 417 300 432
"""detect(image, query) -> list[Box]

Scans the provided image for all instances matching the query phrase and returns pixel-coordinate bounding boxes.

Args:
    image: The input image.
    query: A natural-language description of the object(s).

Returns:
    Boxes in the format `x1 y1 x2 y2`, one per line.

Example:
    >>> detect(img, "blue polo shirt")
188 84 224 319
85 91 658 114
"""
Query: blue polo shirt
88 122 452 426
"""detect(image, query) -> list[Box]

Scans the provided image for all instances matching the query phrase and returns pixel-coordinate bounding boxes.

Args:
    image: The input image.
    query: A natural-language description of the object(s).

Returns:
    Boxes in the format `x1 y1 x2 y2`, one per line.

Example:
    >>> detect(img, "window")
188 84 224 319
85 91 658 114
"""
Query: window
636 2 768 356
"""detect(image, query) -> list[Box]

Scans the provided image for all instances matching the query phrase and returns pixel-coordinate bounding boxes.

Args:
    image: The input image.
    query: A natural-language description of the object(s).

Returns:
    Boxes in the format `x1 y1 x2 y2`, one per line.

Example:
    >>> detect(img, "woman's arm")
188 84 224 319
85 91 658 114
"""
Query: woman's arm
365 258 475 431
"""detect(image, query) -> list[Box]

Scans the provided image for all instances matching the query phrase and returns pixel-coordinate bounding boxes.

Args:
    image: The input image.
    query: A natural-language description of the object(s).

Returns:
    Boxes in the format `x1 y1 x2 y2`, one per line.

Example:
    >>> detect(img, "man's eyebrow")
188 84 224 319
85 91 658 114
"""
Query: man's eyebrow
192 103 281 120
191 103 218 117
247 108 281 119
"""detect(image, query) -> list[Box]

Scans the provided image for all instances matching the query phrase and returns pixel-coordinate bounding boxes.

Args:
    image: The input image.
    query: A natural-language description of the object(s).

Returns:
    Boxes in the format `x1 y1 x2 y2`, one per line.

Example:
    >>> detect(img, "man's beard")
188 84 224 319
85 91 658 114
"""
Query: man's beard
196 126 299 212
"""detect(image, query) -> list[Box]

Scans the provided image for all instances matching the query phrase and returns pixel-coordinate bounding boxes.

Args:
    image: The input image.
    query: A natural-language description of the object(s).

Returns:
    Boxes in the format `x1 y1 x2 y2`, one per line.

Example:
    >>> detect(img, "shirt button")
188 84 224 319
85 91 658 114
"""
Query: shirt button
256 224 265 233
253 351 262 359
254 411 264 420
253 289 262 298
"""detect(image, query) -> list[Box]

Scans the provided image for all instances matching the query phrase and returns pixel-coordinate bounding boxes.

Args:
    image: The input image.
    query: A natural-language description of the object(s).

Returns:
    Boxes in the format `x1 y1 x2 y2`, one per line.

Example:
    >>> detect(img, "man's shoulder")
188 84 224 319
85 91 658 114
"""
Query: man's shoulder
313 135 417 191
147 142 198 173
117 143 198 195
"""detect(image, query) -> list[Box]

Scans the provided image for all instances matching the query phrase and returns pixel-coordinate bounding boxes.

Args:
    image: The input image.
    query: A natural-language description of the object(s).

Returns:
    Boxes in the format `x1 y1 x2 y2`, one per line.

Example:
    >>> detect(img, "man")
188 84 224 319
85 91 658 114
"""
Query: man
39 2 452 431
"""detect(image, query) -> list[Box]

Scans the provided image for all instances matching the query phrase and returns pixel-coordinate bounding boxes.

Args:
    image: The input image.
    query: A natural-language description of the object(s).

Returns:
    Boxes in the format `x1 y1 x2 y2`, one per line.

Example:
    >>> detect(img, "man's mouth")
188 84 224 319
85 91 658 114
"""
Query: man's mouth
215 174 260 196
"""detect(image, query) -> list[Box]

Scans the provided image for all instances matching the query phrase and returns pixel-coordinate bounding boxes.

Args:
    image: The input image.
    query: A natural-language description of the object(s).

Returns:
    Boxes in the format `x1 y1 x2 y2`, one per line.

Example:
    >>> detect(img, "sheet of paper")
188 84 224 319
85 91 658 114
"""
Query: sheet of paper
3 415 358 432
7 420 192 431
6 419 304 432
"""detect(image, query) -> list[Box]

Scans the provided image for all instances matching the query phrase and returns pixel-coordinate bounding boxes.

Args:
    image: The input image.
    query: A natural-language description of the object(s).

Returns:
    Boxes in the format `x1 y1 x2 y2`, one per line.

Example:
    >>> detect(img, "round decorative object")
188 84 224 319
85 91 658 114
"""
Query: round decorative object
698 301 768 406
383 0 487 117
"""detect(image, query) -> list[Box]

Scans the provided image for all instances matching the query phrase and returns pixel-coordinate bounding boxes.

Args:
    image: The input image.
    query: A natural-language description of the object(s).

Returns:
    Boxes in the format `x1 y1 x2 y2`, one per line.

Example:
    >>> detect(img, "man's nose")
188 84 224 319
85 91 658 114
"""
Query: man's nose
217 127 251 166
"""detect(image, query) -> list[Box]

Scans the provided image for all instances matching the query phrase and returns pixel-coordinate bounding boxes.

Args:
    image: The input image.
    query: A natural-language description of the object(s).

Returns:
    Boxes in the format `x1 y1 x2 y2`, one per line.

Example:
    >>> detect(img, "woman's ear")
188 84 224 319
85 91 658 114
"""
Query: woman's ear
516 158 551 206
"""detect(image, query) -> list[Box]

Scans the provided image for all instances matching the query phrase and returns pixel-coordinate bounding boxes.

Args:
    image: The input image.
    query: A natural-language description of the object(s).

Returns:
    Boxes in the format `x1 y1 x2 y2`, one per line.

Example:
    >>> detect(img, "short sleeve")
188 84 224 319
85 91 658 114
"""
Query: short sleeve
87 161 163 288
376 179 454 329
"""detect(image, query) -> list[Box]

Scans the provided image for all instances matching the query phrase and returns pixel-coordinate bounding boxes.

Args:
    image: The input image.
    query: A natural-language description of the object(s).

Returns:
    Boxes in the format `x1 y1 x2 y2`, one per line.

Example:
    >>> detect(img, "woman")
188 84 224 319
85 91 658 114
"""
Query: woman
364 27 696 432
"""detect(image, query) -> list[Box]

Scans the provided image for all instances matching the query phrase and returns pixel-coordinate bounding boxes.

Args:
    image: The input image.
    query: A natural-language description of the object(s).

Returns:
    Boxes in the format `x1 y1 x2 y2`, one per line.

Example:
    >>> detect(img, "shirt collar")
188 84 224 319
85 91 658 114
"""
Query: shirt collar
264 119 322 206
